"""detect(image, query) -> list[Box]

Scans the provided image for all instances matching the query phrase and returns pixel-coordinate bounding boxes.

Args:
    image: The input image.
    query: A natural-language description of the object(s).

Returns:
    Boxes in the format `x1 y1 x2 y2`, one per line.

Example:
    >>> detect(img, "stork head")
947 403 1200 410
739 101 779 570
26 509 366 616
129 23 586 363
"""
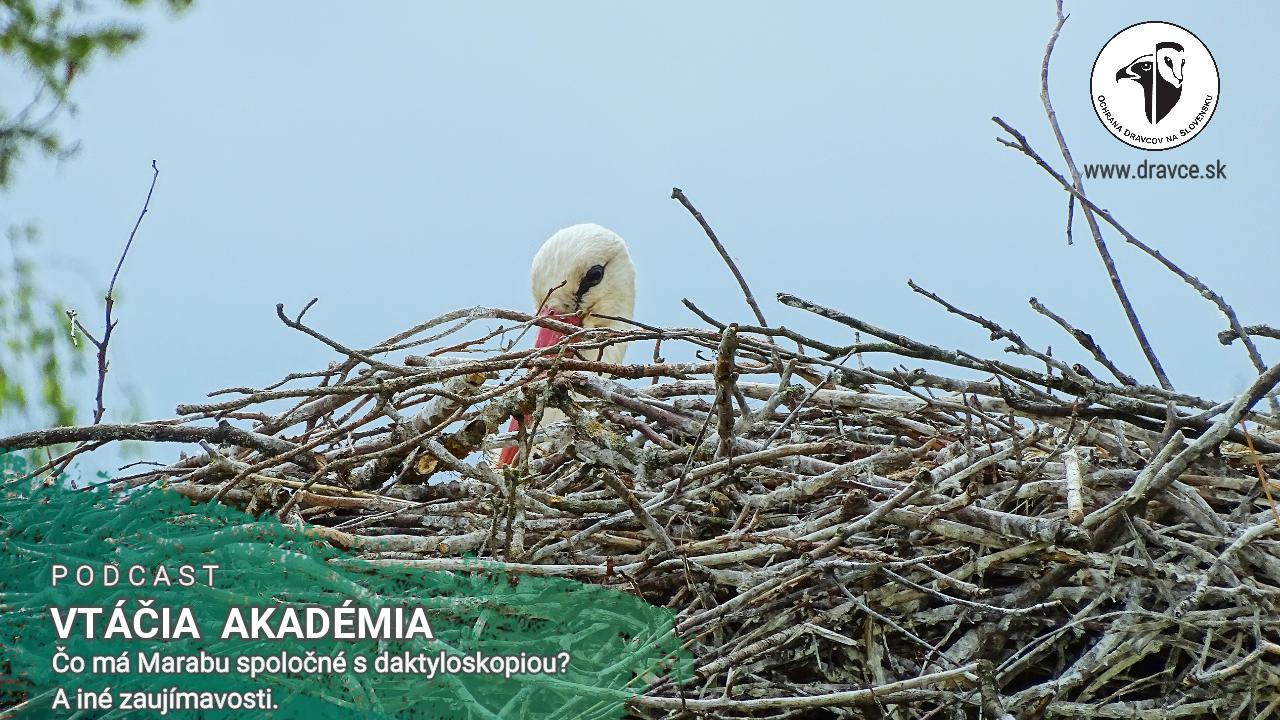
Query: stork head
529 223 636 342
496 224 635 467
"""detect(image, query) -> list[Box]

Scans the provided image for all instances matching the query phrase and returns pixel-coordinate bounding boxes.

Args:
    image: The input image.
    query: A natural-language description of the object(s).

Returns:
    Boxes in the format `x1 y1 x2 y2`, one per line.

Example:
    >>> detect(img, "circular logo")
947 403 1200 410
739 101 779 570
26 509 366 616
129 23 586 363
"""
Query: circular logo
1090 21 1218 150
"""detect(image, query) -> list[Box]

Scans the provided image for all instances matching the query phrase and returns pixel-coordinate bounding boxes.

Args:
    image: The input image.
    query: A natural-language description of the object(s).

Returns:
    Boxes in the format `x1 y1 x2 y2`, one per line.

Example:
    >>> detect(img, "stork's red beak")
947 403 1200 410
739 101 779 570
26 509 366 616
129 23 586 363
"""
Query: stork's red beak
533 308 584 348
497 308 584 467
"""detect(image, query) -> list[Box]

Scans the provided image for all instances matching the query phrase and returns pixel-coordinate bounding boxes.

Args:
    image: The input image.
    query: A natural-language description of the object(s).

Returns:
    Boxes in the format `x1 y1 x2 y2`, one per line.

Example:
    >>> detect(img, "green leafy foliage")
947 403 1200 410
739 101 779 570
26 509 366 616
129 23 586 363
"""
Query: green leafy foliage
0 224 83 431
0 0 193 187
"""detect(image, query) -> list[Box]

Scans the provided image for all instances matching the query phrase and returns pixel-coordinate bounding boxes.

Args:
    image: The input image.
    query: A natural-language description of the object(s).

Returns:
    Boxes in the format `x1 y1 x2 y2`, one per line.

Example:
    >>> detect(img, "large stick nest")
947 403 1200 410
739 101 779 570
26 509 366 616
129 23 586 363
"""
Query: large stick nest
9 288 1280 718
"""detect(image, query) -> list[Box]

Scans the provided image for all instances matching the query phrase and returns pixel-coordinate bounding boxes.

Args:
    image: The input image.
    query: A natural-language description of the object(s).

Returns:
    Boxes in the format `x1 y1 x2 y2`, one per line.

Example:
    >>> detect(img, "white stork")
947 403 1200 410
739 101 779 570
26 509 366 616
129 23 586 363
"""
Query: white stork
496 223 636 466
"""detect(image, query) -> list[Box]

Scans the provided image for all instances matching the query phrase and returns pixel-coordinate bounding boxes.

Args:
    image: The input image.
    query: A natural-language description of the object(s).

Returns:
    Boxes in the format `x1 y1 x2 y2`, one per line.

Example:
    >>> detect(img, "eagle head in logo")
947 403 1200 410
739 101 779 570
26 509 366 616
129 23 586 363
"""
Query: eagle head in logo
1116 41 1186 123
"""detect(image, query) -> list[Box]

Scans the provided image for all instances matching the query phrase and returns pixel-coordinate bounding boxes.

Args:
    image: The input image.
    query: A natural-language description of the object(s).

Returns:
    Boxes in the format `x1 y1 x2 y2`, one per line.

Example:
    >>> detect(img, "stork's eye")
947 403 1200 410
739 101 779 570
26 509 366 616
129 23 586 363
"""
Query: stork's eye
577 264 606 297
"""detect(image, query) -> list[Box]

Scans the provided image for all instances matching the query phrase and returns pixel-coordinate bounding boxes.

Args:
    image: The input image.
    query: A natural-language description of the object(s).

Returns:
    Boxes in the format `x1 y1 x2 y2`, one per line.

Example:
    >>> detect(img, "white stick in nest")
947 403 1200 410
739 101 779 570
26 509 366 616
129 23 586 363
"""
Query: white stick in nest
408 356 489 433
1063 445 1086 525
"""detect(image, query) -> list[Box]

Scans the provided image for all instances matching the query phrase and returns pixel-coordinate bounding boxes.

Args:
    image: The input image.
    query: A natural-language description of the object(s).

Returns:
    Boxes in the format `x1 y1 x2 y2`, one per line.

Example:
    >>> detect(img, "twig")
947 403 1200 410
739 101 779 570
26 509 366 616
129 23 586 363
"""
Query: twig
82 160 160 424
629 663 981 711
713 324 739 463
1239 421 1280 527
1029 296 1137 386
671 188 770 330
1029 2 1173 392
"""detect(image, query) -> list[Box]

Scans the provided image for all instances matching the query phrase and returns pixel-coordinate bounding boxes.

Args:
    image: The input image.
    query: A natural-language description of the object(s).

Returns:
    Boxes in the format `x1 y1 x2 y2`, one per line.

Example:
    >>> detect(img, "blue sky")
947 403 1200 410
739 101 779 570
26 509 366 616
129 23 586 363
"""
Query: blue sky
4 2 1278 474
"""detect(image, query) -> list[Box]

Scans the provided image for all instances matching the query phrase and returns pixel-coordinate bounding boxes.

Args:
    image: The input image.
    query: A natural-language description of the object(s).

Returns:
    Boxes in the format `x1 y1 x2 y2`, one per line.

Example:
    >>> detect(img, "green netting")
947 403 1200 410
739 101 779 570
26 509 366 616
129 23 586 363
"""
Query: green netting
0 452 691 719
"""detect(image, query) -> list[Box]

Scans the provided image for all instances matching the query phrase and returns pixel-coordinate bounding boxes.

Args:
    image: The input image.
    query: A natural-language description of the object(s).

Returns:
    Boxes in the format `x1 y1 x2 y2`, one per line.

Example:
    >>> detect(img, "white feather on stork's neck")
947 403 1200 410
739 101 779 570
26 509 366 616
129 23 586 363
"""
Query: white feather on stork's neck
498 224 635 466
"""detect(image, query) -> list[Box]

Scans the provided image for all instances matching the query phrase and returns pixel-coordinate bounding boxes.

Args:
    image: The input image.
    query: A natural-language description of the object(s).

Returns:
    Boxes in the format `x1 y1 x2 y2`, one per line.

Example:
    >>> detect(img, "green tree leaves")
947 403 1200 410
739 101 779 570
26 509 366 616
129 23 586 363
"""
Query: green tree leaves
0 224 82 430
0 0 192 187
